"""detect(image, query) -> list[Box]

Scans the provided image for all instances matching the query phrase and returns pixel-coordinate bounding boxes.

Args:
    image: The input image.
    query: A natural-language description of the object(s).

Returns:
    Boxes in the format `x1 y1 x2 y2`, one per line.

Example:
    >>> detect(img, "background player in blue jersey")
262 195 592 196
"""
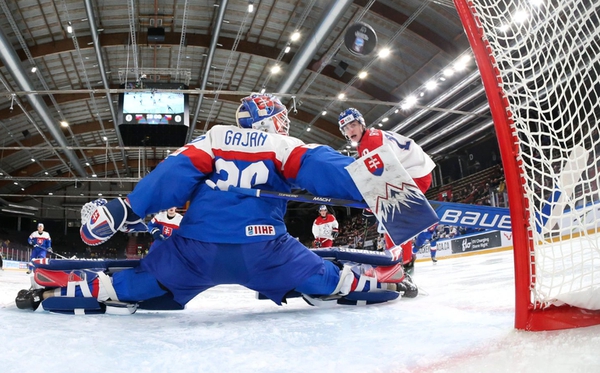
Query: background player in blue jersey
26 223 52 274
17 94 416 313
412 224 439 269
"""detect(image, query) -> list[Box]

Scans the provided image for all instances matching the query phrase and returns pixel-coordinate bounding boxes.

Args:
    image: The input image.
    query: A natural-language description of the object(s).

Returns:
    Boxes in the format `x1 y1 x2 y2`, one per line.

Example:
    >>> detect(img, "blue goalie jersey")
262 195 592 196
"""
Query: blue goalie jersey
127 125 364 243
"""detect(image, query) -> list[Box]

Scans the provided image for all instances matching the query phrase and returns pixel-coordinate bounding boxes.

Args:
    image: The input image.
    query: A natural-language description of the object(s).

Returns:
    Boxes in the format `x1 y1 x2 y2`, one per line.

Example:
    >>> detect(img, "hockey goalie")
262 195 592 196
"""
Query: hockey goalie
16 93 436 315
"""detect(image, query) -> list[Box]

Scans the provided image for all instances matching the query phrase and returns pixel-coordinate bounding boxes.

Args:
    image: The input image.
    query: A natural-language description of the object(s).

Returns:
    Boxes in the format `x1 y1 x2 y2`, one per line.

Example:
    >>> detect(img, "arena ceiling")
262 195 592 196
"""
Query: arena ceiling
0 0 495 213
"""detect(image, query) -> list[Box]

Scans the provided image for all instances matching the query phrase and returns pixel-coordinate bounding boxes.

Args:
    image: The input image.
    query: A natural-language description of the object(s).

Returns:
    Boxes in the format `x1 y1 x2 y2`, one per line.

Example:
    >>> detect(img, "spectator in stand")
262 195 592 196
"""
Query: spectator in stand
0 250 4 271
148 207 183 252
312 205 339 248
27 223 52 274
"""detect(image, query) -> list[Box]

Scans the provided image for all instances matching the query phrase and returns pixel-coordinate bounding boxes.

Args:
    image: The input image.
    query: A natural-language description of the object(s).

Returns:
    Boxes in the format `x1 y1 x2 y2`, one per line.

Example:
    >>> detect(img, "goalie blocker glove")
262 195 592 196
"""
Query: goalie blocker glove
80 198 147 246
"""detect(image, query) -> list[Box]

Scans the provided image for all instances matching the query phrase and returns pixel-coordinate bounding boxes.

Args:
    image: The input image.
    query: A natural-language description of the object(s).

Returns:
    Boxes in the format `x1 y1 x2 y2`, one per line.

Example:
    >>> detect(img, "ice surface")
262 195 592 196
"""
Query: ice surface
2 250 600 373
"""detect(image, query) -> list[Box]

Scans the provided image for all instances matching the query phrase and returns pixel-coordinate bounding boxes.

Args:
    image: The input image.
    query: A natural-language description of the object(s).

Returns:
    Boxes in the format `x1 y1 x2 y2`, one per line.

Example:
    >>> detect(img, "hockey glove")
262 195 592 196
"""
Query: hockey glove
47 247 53 253
151 228 166 241
332 229 339 239
314 240 321 248
80 198 143 246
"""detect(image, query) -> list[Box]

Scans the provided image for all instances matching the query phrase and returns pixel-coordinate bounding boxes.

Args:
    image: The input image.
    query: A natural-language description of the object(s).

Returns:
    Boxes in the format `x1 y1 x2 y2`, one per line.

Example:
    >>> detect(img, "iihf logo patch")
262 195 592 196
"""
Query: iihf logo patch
246 225 275 236
364 154 384 176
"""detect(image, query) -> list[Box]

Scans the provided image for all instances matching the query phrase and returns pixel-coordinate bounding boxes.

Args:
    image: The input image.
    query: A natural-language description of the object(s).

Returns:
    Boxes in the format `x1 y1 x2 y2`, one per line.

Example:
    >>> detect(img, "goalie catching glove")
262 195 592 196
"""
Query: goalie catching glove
80 198 147 246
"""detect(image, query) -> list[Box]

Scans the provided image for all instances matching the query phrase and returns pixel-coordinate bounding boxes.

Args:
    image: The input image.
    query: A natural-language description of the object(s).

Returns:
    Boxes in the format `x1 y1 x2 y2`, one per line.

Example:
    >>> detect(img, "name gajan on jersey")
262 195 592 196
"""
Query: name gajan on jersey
225 130 268 147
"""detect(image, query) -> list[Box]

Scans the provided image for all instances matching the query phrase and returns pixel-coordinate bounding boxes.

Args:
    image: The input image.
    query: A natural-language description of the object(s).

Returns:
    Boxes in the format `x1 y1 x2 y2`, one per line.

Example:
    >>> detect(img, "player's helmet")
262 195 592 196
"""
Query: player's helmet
338 108 365 136
236 93 290 135
318 205 327 212
37 223 44 228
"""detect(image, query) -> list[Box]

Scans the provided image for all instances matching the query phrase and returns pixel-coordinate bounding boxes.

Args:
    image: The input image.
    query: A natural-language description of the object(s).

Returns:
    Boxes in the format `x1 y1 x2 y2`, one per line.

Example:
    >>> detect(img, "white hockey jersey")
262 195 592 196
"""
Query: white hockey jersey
312 213 339 240
148 211 183 238
358 128 435 179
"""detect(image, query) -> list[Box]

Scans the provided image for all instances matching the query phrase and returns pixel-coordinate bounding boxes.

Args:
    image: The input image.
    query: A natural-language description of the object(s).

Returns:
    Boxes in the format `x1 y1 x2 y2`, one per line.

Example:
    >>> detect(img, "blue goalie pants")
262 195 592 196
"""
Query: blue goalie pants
135 233 336 306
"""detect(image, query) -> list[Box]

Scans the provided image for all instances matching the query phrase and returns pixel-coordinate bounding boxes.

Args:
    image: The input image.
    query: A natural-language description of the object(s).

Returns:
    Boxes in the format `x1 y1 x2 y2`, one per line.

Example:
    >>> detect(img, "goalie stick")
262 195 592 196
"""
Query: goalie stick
227 188 511 232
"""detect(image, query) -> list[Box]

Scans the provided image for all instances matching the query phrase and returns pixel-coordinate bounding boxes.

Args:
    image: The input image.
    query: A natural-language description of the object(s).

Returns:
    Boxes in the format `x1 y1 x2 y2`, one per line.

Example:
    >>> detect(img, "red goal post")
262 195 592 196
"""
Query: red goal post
454 0 600 330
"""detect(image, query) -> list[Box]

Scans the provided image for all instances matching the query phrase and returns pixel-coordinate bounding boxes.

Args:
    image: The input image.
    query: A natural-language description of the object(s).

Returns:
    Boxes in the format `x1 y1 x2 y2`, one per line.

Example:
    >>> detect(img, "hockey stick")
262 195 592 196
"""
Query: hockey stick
34 245 76 260
227 186 512 231
227 186 368 208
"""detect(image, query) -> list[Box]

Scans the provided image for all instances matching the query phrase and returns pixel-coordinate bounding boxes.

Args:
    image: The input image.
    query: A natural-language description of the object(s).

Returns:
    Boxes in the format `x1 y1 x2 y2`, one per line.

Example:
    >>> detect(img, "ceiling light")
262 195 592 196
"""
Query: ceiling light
31 67 37 73
513 10 529 23
338 93 345 100
44 172 48 175
497 24 510 33
425 81 437 90
382 118 389 122
271 65 281 74
290 31 300 41
443 68 454 77
98 193 103 196
248 1 254 13
13 182 18 185
378 123 383 127
49 192 53 195
66 23 73 34
401 96 418 110
60 121 69 127
102 136 108 141
260 88 266 94
378 48 391 58
284 46 291 53
92 174 97 177
306 127 311 132
321 110 327 116
85 162 90 166
31 158 35 162
358 71 367 79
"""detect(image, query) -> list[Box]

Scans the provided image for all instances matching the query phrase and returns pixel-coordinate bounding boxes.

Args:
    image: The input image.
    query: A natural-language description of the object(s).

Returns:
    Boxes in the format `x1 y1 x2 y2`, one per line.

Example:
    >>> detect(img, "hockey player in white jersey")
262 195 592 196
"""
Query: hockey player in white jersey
339 108 436 270
148 207 182 243
16 94 417 314
312 205 339 248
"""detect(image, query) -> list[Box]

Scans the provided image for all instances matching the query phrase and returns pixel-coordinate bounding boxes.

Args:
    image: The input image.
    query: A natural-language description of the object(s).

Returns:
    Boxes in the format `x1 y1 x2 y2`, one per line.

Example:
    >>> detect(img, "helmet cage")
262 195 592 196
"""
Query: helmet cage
236 94 290 135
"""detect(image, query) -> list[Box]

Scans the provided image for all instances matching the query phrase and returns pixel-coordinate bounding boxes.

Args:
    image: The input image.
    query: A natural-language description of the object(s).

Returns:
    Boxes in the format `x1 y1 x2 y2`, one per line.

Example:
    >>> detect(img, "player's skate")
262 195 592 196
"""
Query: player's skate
15 288 46 311
393 273 418 298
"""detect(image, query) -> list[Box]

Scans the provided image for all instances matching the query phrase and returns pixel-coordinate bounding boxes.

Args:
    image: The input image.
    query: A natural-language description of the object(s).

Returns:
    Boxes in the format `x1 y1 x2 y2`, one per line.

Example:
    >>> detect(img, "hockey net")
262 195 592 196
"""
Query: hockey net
454 0 600 330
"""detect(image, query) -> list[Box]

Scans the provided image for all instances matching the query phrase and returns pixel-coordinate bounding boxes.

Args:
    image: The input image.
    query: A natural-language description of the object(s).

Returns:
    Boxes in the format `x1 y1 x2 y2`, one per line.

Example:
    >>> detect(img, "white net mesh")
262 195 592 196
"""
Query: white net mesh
467 1 600 309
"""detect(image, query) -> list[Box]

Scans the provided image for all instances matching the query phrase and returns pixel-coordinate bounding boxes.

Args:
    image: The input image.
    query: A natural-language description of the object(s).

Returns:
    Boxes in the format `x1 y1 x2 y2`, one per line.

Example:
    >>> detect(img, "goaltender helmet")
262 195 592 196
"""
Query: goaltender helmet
236 93 290 135
318 205 328 212
338 108 365 136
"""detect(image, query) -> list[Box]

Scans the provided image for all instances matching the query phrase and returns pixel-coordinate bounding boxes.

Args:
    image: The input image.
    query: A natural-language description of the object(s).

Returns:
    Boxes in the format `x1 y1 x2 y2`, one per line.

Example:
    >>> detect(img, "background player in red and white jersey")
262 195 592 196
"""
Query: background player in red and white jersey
339 108 436 270
148 207 183 252
148 207 182 241
312 205 339 248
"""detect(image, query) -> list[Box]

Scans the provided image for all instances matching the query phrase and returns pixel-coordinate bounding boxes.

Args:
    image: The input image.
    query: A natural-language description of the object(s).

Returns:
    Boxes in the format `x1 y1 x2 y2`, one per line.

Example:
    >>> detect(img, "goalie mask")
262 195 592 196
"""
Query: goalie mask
236 94 290 135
